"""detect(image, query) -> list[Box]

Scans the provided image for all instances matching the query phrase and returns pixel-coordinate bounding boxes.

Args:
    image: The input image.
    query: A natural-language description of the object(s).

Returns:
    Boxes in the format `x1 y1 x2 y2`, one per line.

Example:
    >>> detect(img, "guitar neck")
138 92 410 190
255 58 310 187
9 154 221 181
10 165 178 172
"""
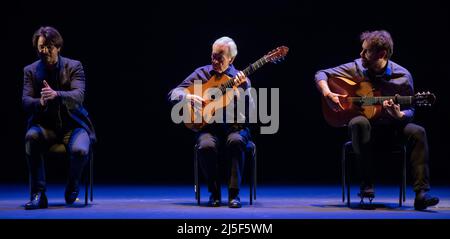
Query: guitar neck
242 56 269 76
220 56 268 92
347 95 414 106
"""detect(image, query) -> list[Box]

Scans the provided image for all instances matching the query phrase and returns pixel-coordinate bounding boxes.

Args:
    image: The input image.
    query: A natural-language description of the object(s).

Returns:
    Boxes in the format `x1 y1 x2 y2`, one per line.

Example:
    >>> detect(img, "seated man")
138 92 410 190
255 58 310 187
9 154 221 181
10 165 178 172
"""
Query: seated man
23 26 96 209
314 30 439 210
169 36 254 208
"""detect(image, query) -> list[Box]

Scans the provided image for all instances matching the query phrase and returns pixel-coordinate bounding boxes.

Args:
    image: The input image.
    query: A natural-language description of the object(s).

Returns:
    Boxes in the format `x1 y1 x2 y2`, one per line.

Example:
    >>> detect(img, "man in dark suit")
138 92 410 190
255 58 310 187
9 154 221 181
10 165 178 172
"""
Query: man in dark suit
22 26 96 210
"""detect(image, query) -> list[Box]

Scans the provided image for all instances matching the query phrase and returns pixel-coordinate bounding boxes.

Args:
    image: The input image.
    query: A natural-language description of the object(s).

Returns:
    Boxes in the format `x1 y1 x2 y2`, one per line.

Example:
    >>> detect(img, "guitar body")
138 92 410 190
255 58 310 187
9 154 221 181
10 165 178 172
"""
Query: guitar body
180 45 290 132
184 74 237 132
322 77 382 127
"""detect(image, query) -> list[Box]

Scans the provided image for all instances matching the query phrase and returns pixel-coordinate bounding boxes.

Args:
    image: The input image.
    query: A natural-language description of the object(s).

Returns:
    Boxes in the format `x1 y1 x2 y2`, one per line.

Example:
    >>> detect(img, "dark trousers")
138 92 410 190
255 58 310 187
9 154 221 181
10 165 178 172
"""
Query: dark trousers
196 127 250 194
348 116 430 192
25 125 90 194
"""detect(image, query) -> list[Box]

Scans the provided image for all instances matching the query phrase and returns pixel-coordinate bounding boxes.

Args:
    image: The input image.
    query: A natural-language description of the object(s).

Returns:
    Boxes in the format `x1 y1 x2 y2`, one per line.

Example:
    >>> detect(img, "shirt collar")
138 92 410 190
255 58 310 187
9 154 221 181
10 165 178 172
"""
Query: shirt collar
209 64 237 78
363 60 392 79
39 55 62 71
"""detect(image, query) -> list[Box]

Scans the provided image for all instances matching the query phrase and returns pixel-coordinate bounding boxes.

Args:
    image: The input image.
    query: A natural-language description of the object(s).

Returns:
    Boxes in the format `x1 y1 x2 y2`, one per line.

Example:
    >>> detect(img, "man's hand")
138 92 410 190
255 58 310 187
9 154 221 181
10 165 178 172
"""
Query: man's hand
41 80 58 103
40 95 47 107
186 94 205 111
234 71 247 86
233 71 247 99
383 98 405 120
324 91 347 112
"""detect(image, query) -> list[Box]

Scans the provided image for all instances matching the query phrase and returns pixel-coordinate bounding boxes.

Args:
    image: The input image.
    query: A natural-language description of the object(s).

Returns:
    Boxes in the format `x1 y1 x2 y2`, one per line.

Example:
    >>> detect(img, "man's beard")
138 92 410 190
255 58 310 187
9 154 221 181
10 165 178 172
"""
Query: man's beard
40 54 56 65
361 58 371 69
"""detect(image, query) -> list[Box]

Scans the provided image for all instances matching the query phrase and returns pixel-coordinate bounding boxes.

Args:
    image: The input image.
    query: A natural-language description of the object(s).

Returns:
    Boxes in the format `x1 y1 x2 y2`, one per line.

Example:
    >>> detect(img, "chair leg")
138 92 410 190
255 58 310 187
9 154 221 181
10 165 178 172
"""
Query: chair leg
85 149 93 206
249 160 253 205
399 179 403 207
249 149 254 205
342 142 350 207
398 146 408 207
85 146 94 205
28 169 32 201
85 173 89 206
90 151 94 202
85 160 89 206
253 147 257 201
346 168 351 208
403 146 407 201
196 171 200 205
194 145 200 205
342 150 346 203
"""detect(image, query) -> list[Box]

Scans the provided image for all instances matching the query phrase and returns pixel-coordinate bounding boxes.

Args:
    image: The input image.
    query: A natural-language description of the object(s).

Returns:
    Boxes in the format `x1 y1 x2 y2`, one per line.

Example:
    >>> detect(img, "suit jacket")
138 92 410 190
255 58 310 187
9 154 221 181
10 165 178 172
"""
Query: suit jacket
22 56 96 143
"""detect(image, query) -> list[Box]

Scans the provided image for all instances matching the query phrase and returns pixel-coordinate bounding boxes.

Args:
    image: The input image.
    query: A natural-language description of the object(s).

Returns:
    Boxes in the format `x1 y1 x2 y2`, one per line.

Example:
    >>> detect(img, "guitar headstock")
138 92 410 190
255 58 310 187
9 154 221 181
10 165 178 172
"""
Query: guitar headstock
415 91 436 107
264 46 289 64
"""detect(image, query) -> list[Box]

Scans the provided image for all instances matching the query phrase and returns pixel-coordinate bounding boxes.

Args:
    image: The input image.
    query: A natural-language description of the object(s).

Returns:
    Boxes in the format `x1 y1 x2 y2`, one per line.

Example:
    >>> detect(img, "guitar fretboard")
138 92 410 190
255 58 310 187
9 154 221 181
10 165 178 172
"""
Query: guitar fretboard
218 56 268 94
347 96 413 106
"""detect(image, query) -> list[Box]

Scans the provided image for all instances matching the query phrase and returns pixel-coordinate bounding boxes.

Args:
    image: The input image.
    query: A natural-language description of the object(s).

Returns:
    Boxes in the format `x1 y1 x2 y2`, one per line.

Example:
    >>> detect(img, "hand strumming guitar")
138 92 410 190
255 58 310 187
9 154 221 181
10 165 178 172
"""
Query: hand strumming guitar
324 91 347 112
232 71 247 99
186 94 206 112
317 79 347 112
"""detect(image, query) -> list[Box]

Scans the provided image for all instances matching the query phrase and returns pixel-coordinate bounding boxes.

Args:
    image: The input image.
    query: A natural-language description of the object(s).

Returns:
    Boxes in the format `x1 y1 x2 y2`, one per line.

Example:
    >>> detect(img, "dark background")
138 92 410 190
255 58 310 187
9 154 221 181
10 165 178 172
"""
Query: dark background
2 0 449 186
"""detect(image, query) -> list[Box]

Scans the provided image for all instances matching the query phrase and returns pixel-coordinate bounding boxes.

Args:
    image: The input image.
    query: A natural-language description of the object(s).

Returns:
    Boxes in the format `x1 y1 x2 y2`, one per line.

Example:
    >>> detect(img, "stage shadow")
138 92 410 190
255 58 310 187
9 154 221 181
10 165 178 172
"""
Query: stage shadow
19 202 93 210
172 201 251 208
312 202 438 212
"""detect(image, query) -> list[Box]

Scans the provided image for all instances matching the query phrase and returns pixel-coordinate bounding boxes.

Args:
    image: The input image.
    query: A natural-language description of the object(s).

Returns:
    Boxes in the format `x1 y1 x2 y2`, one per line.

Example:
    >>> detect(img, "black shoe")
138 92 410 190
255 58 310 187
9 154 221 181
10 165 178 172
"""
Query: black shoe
208 194 221 207
358 184 375 209
65 185 80 205
25 191 48 210
358 184 375 199
414 192 439 210
228 196 241 208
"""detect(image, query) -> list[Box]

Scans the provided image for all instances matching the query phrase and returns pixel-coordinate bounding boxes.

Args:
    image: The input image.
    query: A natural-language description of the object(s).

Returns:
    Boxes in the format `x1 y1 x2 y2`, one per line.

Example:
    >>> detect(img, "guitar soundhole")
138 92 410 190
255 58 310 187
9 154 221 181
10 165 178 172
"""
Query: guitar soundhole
211 95 215 100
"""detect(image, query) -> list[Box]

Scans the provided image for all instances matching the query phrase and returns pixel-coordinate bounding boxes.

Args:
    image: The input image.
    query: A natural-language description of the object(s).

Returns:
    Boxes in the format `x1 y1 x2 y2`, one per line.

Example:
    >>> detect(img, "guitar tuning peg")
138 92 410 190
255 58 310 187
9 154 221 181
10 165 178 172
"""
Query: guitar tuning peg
427 91 430 94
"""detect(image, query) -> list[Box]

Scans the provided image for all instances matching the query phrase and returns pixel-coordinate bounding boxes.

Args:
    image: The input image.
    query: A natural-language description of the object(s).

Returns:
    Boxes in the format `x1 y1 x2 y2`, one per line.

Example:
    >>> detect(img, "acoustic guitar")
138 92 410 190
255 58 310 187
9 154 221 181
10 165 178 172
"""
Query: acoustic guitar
184 46 289 132
322 76 436 127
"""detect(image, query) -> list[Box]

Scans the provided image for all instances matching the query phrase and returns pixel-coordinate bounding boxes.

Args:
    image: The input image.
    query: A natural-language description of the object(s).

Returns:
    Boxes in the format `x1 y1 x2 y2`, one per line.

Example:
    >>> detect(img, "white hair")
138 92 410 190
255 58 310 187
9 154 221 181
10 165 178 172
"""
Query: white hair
213 36 238 58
